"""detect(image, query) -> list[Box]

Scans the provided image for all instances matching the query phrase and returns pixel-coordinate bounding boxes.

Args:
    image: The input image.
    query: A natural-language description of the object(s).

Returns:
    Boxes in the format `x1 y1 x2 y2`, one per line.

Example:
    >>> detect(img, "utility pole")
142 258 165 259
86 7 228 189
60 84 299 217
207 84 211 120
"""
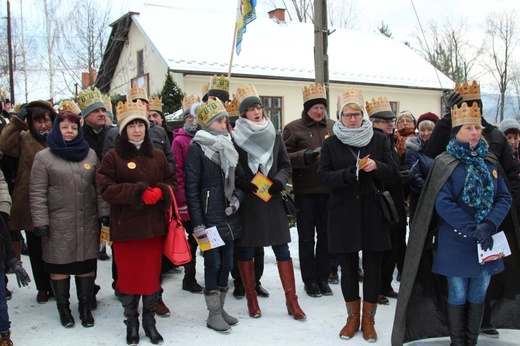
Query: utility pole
7 0 15 104
314 0 329 103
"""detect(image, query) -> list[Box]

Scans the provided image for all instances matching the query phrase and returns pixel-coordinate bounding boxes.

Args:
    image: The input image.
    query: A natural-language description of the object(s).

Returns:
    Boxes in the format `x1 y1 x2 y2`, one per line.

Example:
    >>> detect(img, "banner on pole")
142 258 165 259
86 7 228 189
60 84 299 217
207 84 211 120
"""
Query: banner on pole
235 0 257 55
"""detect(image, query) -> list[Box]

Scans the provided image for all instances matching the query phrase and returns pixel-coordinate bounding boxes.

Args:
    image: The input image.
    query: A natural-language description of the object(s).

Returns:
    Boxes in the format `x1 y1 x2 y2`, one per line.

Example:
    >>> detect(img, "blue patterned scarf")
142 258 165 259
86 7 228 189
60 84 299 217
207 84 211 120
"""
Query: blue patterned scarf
446 139 494 222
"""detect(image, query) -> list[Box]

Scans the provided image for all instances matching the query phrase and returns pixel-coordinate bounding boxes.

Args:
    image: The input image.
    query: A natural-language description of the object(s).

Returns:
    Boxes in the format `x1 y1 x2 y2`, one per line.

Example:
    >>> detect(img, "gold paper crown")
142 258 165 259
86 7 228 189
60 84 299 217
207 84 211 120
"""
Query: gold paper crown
182 95 201 112
451 102 481 128
116 99 148 122
365 97 392 117
58 100 81 115
302 83 326 103
149 96 163 113
235 84 259 105
337 88 364 111
77 87 103 111
454 80 481 102
198 98 227 125
225 99 240 117
209 75 230 92
128 85 148 103
202 83 209 96
102 94 112 114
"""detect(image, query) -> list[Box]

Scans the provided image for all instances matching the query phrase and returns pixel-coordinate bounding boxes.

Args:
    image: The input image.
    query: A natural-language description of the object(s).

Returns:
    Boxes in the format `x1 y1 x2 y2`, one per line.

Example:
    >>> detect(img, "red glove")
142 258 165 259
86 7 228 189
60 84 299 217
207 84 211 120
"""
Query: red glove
150 187 163 202
142 188 157 205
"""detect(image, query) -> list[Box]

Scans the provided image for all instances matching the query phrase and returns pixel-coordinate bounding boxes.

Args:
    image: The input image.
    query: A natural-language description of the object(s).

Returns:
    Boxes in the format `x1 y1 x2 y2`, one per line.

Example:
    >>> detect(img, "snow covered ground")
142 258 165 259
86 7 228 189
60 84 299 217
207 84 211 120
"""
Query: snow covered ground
6 228 520 345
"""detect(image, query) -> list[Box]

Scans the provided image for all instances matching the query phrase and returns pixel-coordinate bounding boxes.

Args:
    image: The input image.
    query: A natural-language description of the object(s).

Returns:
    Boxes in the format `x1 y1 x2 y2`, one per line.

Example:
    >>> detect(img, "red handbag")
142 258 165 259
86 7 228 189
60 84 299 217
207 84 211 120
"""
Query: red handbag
163 186 192 265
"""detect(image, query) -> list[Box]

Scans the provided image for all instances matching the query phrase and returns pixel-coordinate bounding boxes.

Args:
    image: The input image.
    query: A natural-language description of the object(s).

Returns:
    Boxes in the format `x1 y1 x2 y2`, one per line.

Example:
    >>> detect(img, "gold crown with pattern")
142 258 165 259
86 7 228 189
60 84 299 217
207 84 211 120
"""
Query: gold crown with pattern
302 83 326 103
198 98 228 125
202 83 209 96
454 80 481 102
209 75 230 92
337 88 364 111
116 100 148 121
128 85 148 103
451 102 481 128
182 94 201 112
149 96 163 113
234 84 259 105
58 100 81 115
102 94 112 114
365 97 392 117
77 87 103 111
225 99 240 117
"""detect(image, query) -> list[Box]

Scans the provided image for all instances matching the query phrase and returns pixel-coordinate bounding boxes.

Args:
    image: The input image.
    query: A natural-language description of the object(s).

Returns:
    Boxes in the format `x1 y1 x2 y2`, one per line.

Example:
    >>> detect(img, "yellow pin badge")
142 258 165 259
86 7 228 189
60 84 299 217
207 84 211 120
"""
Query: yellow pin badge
127 162 136 169
84 163 91 170
492 170 498 179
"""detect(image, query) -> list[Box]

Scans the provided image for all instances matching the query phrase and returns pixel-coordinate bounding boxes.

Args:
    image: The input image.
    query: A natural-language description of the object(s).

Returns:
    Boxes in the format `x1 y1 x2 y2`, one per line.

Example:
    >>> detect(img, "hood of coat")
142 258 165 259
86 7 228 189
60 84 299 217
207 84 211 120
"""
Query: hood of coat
404 136 423 153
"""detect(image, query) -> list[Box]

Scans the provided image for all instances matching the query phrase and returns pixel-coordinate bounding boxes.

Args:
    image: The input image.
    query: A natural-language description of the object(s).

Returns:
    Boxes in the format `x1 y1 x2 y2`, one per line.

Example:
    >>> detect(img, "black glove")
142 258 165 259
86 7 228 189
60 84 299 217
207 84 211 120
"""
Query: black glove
7 258 31 287
99 217 109 226
343 166 357 183
481 236 494 251
236 177 258 194
0 211 9 227
16 104 29 121
400 169 415 185
33 225 50 237
443 92 464 118
268 179 284 195
303 150 319 165
473 221 494 244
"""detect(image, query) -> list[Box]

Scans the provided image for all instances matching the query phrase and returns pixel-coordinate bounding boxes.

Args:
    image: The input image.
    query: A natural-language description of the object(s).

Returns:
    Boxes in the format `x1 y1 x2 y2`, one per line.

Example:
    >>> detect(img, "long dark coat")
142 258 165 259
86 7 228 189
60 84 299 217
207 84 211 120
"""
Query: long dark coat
317 129 398 253
234 134 292 247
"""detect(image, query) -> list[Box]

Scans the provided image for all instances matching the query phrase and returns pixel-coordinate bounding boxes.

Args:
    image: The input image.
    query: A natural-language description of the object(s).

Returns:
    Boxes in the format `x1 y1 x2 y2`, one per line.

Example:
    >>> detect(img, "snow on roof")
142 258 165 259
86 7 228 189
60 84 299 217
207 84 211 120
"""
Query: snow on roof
132 4 453 90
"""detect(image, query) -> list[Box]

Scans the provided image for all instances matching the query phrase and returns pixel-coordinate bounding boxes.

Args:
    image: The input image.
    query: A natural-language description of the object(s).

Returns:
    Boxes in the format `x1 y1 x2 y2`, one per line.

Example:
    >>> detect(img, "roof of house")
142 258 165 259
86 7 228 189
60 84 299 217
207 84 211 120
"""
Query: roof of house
97 4 454 92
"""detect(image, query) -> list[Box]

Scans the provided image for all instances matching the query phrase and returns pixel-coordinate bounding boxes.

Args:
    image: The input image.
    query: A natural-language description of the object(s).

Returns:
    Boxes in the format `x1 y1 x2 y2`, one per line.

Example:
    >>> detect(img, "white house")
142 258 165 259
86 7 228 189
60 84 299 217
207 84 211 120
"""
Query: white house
96 4 454 130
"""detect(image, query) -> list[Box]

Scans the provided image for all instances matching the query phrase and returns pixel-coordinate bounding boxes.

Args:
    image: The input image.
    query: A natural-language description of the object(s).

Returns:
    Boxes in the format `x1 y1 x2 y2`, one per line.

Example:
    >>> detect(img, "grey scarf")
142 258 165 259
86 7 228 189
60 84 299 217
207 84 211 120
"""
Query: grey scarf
232 117 276 175
192 129 238 202
332 119 373 147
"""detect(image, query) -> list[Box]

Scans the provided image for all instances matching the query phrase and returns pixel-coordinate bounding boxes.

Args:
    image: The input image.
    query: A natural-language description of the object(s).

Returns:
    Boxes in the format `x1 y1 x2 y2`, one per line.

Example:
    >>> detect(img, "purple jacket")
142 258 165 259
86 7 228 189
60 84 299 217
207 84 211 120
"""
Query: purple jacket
171 128 193 207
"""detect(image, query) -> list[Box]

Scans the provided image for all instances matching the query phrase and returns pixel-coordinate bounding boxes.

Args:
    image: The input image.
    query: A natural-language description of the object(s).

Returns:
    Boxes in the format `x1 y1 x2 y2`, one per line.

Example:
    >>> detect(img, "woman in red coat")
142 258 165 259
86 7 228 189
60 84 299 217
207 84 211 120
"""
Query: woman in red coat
97 100 176 345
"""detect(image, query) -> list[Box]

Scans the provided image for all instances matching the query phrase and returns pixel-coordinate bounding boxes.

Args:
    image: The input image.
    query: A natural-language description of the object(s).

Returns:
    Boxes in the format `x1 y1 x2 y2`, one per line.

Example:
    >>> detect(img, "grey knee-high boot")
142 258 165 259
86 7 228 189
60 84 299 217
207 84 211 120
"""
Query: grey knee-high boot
204 289 231 332
218 287 238 326
119 294 140 345
142 292 164 344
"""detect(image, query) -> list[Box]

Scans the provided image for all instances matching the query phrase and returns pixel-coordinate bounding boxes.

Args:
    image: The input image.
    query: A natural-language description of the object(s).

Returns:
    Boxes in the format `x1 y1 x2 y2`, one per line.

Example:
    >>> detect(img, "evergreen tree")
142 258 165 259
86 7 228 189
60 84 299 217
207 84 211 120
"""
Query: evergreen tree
160 72 184 114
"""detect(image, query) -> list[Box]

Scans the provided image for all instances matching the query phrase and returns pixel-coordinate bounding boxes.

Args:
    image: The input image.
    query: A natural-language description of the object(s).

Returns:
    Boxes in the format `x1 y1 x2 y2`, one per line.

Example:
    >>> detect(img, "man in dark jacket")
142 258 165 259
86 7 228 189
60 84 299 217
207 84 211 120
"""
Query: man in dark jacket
282 83 334 297
78 87 110 162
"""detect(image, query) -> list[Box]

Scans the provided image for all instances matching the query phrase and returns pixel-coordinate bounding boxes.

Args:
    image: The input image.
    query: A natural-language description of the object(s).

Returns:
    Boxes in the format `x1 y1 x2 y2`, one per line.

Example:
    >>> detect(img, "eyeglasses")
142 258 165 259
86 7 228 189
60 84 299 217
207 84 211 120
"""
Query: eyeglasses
397 119 414 125
33 119 52 126
341 112 363 119
246 105 263 112
310 105 327 112
372 119 394 125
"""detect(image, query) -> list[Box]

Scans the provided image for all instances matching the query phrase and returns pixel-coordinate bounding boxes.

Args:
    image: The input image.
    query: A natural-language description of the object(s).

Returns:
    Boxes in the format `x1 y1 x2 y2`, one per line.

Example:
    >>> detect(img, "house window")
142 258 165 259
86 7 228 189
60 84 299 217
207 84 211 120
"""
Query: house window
389 101 399 114
137 50 144 75
261 96 283 131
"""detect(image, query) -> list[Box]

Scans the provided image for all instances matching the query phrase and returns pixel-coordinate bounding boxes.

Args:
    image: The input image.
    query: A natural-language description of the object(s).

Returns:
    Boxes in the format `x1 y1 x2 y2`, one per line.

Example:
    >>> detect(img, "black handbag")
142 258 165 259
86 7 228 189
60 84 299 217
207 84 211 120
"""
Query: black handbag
281 191 299 216
372 181 399 225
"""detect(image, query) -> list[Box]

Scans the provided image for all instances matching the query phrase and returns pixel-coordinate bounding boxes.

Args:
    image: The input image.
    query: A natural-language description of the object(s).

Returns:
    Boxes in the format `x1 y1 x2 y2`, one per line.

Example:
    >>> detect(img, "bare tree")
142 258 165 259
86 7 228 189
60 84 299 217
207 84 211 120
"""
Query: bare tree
378 21 392 38
42 0 61 101
412 19 482 84
482 9 519 122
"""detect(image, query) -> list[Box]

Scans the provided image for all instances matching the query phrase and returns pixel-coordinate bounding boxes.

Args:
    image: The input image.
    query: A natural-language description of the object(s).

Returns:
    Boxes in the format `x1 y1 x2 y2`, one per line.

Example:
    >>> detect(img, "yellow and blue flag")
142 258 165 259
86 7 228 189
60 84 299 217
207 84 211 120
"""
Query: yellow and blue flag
235 0 257 55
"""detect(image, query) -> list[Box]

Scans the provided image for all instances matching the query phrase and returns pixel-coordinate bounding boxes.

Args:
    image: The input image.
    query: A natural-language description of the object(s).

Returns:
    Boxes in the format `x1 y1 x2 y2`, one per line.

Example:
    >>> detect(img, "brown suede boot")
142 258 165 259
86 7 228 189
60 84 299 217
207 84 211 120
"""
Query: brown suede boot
339 298 361 339
277 259 306 320
237 260 261 318
361 300 377 342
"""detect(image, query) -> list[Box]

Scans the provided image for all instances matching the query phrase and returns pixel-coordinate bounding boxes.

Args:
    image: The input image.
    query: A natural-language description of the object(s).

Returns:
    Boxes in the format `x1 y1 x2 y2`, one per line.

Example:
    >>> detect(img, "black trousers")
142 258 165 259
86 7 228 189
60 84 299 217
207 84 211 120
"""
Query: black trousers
380 224 406 293
25 231 51 292
337 251 382 304
294 193 330 285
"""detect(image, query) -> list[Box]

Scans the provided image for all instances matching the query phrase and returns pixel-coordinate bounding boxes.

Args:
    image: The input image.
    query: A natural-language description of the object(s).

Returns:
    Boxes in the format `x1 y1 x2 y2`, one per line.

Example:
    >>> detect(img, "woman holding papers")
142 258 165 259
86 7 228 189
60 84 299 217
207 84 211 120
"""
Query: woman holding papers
97 100 176 345
392 101 512 346
317 88 398 342
232 84 306 321
184 98 242 333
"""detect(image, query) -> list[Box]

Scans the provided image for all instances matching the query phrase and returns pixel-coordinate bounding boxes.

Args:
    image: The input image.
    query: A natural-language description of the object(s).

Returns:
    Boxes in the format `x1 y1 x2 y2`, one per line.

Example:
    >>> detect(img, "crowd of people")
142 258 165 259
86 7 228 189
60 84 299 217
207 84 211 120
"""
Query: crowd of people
0 78 519 345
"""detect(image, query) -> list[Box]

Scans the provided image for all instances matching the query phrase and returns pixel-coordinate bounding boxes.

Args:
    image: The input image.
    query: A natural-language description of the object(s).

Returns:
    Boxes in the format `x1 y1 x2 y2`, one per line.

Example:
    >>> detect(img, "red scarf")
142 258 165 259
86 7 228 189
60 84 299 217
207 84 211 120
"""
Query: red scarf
395 128 415 156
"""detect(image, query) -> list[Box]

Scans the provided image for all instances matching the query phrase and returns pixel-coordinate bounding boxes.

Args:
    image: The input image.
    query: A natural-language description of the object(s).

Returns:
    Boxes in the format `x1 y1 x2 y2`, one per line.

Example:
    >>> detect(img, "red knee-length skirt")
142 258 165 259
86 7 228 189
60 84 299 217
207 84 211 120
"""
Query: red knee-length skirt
113 236 163 295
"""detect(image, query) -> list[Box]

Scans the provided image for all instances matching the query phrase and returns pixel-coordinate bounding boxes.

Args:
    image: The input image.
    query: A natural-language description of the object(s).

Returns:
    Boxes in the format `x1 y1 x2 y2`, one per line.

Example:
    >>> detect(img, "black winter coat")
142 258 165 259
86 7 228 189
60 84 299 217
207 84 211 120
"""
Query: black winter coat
185 142 241 241
318 130 398 253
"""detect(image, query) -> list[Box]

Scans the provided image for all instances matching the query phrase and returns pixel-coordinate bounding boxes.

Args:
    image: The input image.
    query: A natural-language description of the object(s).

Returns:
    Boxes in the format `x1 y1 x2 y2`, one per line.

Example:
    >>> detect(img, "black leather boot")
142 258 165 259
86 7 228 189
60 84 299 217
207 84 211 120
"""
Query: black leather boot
182 262 203 293
50 278 75 328
447 304 466 346
119 294 140 345
76 276 95 327
142 291 164 344
466 302 485 346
